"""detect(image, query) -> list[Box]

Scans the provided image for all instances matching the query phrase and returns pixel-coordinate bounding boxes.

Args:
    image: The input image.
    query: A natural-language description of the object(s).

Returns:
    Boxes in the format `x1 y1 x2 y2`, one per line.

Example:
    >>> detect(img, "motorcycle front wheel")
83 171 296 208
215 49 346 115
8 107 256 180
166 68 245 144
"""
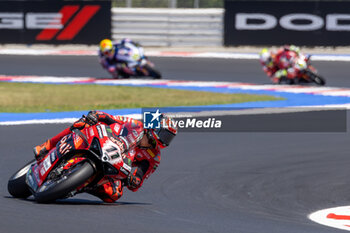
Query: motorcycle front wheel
144 64 162 79
8 160 36 198
304 70 326 86
34 160 95 203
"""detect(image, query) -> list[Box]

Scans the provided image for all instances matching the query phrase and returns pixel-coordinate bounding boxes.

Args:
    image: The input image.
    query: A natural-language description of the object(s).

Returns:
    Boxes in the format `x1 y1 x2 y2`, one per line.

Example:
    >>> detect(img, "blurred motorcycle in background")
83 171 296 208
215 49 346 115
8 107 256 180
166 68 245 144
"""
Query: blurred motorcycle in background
280 52 326 86
260 45 326 86
99 38 162 79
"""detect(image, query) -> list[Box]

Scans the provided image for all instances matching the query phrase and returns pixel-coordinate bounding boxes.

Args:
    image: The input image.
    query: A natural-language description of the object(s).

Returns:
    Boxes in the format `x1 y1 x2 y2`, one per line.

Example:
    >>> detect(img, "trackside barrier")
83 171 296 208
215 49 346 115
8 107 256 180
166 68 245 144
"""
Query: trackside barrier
112 8 223 46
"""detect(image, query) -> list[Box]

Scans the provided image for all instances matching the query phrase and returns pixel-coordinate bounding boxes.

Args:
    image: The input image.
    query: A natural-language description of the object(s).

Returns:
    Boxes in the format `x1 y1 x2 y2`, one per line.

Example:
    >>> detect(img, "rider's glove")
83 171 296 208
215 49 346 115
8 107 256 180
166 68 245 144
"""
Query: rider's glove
85 111 98 126
70 111 98 130
70 117 86 130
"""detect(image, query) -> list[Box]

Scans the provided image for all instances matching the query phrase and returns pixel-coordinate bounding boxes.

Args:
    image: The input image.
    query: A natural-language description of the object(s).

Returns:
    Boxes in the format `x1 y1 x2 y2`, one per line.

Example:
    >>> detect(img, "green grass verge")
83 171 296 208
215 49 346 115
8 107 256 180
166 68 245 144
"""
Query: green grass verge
0 83 283 113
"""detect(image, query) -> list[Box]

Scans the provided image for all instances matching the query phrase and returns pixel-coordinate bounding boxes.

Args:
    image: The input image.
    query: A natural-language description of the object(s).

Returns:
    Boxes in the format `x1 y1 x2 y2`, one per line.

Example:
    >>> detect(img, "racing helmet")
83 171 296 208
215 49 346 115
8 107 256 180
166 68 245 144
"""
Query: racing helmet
99 39 114 57
259 48 273 67
147 114 178 149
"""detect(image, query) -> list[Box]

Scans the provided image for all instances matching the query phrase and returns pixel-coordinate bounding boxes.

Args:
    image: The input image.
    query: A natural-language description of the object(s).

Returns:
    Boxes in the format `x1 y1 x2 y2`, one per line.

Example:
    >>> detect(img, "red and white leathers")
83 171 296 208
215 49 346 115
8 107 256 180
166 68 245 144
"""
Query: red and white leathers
260 45 301 84
35 111 161 203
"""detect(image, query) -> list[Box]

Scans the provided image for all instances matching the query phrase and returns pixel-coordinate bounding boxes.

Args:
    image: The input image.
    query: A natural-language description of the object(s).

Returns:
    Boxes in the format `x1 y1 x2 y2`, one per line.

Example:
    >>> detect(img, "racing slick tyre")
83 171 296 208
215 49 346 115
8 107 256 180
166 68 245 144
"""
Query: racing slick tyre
8 160 36 198
144 64 162 79
305 70 326 86
34 160 95 203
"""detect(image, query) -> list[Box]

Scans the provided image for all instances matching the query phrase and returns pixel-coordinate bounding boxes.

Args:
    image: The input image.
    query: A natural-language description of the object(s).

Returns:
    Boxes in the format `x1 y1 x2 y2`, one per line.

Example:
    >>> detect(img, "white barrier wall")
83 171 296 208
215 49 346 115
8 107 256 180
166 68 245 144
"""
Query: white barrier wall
112 8 223 47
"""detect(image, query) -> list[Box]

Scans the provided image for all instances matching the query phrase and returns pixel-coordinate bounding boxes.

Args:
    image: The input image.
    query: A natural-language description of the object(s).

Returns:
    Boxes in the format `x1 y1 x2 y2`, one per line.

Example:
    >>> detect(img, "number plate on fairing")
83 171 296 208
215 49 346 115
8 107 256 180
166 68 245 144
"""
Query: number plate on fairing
101 139 122 163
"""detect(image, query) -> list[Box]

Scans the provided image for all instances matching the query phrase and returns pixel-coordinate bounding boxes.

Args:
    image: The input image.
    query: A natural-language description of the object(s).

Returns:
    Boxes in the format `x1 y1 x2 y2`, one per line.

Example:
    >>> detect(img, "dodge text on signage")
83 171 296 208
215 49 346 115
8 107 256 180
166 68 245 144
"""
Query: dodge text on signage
236 13 350 31
224 0 350 46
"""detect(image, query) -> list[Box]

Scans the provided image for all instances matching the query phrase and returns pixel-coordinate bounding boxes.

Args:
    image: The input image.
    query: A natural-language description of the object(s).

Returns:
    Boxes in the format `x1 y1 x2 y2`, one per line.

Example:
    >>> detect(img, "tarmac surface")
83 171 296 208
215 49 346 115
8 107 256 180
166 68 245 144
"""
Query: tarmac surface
1 55 350 233
1 55 350 86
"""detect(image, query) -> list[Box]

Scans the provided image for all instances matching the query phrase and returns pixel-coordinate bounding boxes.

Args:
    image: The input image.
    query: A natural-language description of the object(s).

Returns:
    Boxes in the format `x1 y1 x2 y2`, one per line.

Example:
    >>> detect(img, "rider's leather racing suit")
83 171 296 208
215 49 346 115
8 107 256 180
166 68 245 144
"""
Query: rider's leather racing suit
36 111 161 203
261 45 301 84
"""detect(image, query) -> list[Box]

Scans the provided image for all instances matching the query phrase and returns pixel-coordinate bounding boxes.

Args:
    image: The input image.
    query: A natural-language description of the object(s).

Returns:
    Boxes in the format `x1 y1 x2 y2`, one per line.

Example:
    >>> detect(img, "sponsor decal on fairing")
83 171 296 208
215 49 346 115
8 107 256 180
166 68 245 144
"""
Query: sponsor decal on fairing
89 127 95 137
100 124 108 137
96 125 103 138
50 151 56 163
119 166 129 176
113 124 121 134
43 156 51 172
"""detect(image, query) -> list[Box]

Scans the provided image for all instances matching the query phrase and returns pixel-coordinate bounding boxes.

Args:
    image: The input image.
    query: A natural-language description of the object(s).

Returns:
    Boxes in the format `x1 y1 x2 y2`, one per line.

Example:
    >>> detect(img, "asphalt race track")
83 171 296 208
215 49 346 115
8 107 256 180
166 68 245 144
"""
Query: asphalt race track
1 55 350 86
1 55 350 233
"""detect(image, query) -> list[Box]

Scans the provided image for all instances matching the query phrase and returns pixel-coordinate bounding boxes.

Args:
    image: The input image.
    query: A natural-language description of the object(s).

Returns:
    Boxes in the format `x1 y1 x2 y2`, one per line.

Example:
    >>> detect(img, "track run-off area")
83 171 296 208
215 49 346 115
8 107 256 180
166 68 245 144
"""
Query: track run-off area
2 50 350 232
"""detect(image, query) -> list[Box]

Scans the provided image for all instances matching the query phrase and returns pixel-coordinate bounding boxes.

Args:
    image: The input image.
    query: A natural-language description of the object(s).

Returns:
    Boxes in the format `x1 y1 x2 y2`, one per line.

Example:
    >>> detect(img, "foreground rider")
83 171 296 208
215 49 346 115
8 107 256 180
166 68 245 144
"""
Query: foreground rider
98 38 141 79
33 111 177 203
259 45 302 84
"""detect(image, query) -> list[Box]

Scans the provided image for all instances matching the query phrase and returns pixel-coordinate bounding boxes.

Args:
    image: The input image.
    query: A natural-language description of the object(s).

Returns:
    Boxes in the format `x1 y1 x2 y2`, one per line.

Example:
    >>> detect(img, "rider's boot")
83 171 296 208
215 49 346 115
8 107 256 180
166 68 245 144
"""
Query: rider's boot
33 140 51 161
33 127 72 161
87 178 123 203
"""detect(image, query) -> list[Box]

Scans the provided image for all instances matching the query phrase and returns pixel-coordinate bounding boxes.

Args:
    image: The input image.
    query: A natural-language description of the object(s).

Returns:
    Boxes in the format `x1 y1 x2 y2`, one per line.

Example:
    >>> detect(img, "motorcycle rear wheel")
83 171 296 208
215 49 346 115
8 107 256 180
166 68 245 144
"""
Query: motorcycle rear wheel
8 160 36 198
34 160 94 203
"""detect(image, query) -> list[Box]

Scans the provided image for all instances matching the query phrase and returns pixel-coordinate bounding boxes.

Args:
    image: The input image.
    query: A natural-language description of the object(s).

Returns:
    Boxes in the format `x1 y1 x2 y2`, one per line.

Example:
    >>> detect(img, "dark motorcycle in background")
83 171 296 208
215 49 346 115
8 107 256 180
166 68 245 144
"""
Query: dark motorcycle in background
8 124 134 203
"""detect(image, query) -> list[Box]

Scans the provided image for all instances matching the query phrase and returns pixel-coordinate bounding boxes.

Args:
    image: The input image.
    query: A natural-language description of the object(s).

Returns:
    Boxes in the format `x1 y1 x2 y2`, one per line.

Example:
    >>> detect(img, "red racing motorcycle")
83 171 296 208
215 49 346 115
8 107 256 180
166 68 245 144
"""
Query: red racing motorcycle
292 53 325 86
8 123 134 203
278 51 326 86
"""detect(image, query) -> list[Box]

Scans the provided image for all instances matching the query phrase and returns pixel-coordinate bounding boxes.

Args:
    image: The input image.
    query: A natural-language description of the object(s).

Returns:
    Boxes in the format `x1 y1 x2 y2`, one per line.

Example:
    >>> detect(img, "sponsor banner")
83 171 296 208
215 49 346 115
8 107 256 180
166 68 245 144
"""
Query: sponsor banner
0 1 111 44
142 107 347 132
224 0 350 46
